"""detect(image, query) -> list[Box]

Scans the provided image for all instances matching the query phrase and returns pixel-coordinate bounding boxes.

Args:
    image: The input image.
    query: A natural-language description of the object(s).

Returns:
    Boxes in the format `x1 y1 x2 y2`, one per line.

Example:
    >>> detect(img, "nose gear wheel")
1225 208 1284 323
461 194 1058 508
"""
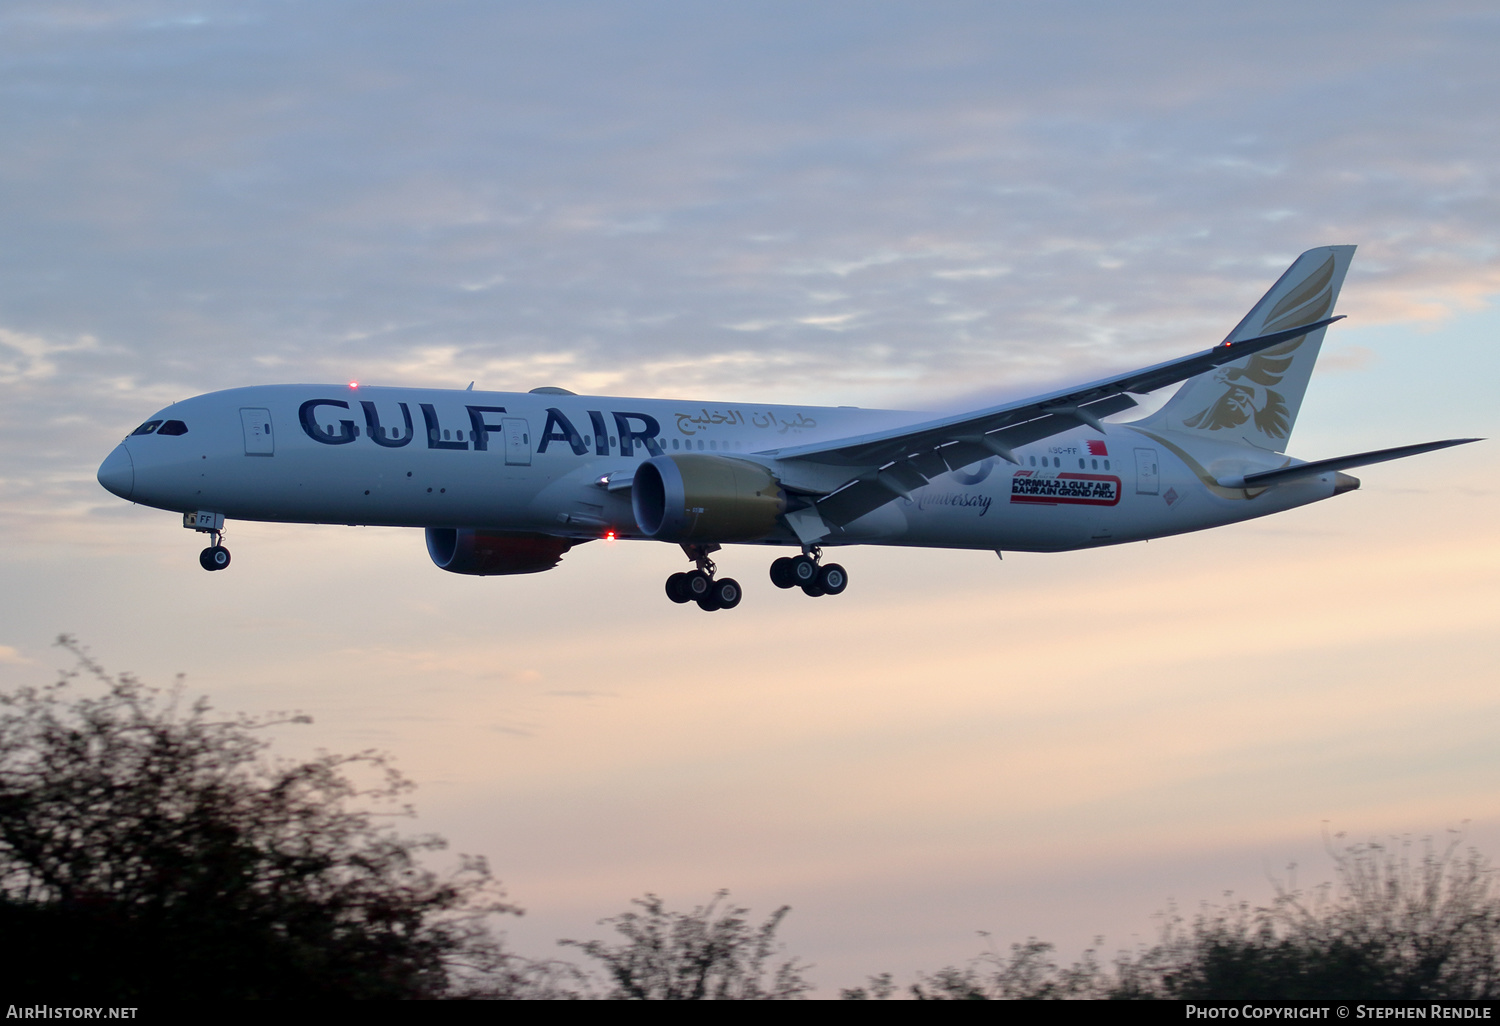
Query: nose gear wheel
192 525 232 572
199 544 231 571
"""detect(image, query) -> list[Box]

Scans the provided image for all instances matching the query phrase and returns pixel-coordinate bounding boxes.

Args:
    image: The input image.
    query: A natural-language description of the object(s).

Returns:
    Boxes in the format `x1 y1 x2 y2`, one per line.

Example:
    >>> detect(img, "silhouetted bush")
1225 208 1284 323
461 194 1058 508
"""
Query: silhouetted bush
898 938 1108 999
0 637 516 999
1112 833 1500 1000
15 638 1494 1001
559 890 813 999
896 832 1500 1000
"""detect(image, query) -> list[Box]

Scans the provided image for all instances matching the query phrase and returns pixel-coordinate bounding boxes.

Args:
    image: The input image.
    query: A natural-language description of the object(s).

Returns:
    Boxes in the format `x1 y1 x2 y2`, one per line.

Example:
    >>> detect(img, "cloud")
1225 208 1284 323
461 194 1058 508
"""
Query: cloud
1315 345 1377 373
795 312 863 329
933 266 1012 281
490 725 537 738
0 329 99 385
0 1 1496 427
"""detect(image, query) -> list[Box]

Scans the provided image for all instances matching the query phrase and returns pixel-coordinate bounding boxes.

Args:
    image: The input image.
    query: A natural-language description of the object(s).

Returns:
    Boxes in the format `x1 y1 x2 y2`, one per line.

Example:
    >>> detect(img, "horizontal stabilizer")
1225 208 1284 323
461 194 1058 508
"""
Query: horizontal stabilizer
1217 438 1482 489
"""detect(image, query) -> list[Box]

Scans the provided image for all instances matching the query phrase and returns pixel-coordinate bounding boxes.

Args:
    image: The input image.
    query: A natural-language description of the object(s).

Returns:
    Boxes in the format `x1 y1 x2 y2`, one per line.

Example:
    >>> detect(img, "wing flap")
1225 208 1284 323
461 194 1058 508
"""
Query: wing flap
811 393 1143 527
815 479 902 526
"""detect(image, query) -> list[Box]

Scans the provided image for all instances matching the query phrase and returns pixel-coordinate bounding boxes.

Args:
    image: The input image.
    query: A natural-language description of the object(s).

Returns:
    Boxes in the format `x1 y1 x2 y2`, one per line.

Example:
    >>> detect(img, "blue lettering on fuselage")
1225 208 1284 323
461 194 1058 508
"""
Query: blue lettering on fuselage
299 399 357 445
613 411 663 457
588 411 609 455
361 400 413 448
465 406 508 451
300 399 665 458
421 403 469 450
537 408 588 455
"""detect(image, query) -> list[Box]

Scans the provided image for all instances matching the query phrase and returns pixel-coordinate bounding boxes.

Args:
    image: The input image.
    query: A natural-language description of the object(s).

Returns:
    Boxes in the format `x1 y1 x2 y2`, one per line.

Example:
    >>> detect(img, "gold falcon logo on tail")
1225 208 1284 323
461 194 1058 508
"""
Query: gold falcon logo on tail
1140 248 1350 452
1181 252 1335 442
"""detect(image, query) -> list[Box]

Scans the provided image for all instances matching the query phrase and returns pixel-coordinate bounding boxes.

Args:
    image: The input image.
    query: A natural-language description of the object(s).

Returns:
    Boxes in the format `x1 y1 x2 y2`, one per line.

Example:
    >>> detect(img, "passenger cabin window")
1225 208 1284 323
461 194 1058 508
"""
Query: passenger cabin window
131 420 163 436
156 420 189 436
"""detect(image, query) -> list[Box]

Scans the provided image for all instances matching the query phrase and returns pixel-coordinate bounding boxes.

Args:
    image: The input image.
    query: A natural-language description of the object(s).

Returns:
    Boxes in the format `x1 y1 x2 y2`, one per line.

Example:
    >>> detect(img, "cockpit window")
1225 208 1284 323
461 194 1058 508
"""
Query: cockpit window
156 420 189 436
131 420 163 436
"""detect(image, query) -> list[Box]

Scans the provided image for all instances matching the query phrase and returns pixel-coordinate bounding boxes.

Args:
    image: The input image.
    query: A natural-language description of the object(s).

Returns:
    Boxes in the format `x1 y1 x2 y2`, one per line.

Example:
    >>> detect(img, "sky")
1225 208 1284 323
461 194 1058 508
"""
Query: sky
1 0 1498 993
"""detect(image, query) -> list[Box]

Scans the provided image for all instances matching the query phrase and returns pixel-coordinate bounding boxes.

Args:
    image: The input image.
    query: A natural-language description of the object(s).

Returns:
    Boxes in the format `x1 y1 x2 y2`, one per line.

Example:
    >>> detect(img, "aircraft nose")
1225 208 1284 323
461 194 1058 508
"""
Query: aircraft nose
97 444 134 500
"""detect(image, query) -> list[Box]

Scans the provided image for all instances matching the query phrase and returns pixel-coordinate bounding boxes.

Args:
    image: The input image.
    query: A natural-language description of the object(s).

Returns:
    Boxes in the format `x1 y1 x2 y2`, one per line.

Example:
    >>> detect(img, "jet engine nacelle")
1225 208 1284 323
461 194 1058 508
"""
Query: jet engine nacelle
425 528 573 575
631 454 786 543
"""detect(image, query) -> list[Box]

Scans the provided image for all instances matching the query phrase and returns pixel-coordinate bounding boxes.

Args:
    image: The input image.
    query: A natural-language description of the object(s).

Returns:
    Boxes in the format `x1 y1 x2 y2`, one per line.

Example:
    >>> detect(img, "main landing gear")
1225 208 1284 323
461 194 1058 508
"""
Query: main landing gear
665 544 742 612
770 546 847 598
664 544 849 611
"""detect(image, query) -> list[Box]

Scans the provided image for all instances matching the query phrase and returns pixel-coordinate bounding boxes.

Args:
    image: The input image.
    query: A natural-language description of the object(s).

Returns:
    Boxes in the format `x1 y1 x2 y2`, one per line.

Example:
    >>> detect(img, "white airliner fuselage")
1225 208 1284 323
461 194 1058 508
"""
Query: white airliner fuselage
95 246 1477 609
100 386 1337 548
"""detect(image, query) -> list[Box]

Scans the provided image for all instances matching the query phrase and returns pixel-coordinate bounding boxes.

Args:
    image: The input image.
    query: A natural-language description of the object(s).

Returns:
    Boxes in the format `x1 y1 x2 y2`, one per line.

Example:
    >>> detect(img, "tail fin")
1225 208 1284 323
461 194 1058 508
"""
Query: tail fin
1133 245 1356 452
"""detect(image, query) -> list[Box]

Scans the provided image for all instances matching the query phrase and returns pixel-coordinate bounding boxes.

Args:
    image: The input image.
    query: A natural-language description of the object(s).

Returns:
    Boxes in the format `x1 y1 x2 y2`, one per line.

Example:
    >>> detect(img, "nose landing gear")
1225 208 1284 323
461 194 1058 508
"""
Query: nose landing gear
665 544 741 611
184 510 231 572
770 547 847 598
199 540 231 572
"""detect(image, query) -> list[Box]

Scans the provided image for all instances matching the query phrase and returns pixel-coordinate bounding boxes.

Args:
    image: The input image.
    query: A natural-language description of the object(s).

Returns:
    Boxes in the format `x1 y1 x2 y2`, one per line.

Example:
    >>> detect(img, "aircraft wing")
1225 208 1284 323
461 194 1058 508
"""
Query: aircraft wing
764 316 1343 531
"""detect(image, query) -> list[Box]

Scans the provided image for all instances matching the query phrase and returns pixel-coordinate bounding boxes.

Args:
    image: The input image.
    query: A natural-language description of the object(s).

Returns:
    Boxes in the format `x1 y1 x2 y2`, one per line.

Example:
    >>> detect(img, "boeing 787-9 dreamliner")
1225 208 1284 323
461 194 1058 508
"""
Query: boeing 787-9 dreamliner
97 245 1477 611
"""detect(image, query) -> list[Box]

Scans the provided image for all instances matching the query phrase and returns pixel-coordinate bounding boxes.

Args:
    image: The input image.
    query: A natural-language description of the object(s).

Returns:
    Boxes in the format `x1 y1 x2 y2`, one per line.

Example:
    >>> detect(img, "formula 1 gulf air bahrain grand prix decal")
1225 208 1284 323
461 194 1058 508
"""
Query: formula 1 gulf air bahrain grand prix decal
1010 471 1122 506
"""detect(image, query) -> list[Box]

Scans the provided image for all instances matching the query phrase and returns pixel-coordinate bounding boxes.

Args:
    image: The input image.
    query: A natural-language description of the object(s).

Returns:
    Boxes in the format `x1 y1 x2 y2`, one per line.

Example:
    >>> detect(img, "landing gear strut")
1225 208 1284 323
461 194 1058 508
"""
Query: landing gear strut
665 544 741 611
770 546 847 598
